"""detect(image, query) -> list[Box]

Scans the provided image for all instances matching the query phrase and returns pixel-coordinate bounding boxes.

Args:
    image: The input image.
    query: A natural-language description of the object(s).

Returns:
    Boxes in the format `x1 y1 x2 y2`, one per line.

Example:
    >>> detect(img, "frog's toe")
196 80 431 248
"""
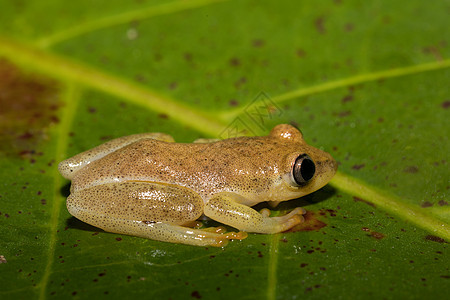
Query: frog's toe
270 207 306 232
210 231 248 247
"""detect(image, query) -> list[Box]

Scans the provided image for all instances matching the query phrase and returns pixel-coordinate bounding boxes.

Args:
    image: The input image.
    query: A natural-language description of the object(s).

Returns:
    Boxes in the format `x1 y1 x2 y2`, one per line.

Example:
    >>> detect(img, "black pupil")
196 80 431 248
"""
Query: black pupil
300 158 315 182
294 155 316 185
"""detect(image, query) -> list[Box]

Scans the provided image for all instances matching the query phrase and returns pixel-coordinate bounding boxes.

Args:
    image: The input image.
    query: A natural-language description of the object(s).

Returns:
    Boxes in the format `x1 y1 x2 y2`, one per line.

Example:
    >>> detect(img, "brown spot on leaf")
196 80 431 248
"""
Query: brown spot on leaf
234 77 247 89
441 101 450 109
438 200 448 206
0 59 61 157
229 57 241 67
288 211 327 232
341 94 353 103
362 227 385 239
168 82 178 90
370 231 385 240
425 235 446 243
353 196 376 208
344 23 354 32
296 49 306 57
352 164 365 170
337 110 351 117
422 46 443 61
404 166 419 173
229 99 238 107
314 16 326 34
252 39 265 48
184 53 193 62
421 201 433 208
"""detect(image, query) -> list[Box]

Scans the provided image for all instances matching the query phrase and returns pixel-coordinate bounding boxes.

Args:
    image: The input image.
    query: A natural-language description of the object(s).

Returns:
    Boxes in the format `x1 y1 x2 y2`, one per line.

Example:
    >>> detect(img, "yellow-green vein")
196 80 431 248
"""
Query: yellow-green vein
39 84 80 300
0 36 225 137
330 171 450 240
218 59 450 122
267 234 280 300
36 0 229 48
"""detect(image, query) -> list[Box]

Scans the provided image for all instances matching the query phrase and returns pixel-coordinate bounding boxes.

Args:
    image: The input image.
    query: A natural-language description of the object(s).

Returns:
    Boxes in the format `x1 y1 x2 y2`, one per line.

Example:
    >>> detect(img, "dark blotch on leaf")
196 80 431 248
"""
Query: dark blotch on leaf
296 49 306 57
191 291 201 299
421 201 433 208
441 100 450 109
252 39 265 48
0 59 61 157
353 196 376 208
314 16 326 34
341 94 353 103
229 99 238 107
425 235 446 243
287 211 327 232
438 200 448 206
352 164 365 170
370 231 385 240
229 57 241 67
403 166 419 173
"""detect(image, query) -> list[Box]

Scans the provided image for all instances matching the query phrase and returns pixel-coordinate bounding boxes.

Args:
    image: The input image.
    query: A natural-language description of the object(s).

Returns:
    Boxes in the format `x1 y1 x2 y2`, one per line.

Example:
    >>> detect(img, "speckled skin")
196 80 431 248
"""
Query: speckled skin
59 124 337 247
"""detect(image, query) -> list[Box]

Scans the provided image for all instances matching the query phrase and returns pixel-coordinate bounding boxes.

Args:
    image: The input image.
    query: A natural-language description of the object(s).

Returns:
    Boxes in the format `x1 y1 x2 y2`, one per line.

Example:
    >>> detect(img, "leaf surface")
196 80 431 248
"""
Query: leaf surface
0 0 449 299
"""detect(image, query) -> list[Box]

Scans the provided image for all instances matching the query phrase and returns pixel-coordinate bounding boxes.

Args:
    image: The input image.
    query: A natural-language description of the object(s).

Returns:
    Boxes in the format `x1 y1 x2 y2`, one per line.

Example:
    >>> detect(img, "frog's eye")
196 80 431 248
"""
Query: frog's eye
292 154 316 186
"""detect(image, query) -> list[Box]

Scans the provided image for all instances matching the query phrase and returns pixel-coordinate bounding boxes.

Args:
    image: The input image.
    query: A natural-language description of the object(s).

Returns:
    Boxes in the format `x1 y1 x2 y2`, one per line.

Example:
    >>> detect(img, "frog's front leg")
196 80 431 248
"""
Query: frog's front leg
204 192 305 233
67 182 246 247
59 133 174 179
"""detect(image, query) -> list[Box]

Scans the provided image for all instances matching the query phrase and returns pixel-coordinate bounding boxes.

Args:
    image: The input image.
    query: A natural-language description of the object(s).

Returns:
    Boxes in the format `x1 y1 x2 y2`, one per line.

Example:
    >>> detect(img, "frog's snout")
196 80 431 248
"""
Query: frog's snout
313 152 338 182
330 157 338 174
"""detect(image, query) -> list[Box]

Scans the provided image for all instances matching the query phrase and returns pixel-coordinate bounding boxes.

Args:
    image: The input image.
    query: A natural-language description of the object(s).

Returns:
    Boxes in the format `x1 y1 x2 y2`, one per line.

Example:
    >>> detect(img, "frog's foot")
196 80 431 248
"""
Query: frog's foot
260 207 306 232
205 193 306 234
135 221 247 247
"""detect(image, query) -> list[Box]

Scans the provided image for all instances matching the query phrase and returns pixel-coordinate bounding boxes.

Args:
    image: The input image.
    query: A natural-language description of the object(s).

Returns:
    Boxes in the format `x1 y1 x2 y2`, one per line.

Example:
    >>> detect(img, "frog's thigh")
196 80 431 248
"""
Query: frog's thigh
67 182 241 246
204 192 305 234
59 133 175 179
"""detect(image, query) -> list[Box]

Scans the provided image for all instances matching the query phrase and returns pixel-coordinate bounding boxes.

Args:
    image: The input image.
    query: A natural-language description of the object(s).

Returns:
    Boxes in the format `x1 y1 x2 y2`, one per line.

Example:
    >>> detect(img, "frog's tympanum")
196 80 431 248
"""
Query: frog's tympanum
59 124 337 247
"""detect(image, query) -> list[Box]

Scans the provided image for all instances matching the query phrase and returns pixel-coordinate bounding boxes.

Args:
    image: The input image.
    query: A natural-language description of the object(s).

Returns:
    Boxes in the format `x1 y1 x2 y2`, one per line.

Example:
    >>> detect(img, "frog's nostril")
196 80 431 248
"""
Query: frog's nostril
293 154 316 186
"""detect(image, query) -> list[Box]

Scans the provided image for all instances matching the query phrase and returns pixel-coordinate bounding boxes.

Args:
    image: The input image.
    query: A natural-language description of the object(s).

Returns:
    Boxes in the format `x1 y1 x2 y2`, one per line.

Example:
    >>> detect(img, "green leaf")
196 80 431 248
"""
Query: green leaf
1 0 449 299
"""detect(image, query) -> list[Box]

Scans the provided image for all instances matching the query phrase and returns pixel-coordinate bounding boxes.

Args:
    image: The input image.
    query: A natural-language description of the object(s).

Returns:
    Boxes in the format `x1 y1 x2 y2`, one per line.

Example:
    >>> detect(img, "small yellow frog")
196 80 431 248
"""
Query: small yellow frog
59 124 337 247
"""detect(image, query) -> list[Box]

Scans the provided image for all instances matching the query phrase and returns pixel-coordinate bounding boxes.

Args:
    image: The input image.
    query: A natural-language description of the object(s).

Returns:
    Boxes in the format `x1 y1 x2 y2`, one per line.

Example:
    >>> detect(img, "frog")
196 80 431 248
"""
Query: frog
58 124 337 247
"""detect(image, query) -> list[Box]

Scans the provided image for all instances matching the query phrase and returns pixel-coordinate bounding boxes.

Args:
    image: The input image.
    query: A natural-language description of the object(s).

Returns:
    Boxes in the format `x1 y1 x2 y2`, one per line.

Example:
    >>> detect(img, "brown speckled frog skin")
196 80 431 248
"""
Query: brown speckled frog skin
59 124 337 247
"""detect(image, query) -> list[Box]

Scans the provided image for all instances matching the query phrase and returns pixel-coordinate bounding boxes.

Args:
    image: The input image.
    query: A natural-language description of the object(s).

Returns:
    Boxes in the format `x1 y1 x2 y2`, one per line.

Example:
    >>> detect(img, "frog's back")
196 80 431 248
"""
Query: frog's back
71 136 284 198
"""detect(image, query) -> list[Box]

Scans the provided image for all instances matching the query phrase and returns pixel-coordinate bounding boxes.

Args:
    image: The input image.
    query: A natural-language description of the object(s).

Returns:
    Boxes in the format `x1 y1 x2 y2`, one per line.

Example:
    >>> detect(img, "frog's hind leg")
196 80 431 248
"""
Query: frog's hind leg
59 133 174 179
88 217 246 247
67 181 247 247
